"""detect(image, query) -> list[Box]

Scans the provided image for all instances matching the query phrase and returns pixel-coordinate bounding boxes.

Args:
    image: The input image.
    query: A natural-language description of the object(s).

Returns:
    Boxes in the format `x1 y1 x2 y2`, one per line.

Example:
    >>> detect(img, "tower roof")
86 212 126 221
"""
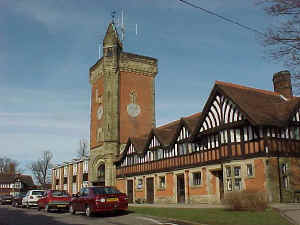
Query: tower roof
103 22 123 48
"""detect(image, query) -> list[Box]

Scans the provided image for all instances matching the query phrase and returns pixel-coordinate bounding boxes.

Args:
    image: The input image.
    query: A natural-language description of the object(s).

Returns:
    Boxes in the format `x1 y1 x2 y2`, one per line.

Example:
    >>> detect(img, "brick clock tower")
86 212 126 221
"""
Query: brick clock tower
88 22 158 186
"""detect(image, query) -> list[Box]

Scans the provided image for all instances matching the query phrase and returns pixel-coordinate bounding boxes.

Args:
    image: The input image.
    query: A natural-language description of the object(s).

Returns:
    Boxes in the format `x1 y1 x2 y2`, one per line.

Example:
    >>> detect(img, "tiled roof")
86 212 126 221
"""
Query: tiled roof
118 112 202 160
0 174 34 186
116 79 300 164
215 81 300 127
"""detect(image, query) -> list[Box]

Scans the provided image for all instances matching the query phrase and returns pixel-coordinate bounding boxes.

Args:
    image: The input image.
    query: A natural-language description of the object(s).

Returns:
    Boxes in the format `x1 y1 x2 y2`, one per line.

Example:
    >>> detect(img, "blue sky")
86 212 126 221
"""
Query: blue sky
0 0 285 177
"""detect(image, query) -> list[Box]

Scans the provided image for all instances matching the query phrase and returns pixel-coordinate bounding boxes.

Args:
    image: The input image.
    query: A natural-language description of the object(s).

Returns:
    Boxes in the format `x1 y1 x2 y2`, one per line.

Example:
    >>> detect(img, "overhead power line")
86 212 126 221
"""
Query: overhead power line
177 0 265 36
176 0 300 51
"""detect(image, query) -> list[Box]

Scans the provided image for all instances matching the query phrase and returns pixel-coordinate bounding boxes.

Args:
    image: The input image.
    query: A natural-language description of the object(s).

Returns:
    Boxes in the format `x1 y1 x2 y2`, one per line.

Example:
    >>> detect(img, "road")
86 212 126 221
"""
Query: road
0 205 193 225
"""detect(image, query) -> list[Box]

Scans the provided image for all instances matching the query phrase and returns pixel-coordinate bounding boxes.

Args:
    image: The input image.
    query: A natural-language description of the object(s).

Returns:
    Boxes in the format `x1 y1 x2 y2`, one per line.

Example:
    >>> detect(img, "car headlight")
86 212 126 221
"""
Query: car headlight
96 198 106 203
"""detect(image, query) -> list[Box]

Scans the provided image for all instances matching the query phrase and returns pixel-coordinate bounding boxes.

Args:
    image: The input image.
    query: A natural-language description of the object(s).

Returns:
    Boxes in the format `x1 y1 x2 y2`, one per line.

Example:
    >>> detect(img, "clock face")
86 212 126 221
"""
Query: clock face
127 103 141 118
97 105 103 120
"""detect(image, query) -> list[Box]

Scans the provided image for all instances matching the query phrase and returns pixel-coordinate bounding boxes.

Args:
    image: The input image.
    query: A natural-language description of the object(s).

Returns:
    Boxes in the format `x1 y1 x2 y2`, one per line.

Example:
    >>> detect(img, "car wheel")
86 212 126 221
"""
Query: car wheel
45 204 50 213
69 204 75 215
85 205 93 217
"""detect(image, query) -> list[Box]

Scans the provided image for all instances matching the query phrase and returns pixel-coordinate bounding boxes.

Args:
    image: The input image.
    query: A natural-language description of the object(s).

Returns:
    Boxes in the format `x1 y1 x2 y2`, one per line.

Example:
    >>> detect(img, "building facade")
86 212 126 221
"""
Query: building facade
52 22 300 203
0 174 34 196
51 157 89 195
115 71 300 204
88 22 157 186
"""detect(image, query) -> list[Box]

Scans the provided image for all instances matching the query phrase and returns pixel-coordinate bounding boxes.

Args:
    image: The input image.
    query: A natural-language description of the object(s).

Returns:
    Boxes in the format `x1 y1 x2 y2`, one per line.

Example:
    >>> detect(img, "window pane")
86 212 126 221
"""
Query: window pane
234 178 242 190
236 129 241 142
226 167 231 177
227 179 232 191
247 164 253 176
234 166 241 177
193 172 201 185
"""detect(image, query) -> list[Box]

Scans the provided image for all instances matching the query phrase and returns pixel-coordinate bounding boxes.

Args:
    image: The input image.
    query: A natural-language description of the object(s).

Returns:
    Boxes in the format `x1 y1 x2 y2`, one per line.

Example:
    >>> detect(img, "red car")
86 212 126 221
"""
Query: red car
69 186 128 217
37 190 71 212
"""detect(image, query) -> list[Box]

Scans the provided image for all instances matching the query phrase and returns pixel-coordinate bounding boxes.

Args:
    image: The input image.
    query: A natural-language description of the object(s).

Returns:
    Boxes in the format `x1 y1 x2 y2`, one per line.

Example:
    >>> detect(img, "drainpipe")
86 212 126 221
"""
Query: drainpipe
277 154 282 203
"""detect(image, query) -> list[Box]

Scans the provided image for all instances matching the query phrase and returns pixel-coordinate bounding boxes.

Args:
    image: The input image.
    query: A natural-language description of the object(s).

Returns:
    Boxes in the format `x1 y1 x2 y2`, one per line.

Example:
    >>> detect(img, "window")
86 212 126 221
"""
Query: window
157 148 164 160
227 179 232 191
226 165 242 191
233 166 242 191
64 166 68 177
234 166 241 177
73 163 77 175
247 164 253 177
226 167 231 177
178 143 187 155
236 129 241 142
72 183 77 194
137 178 143 189
281 163 289 189
193 172 202 185
83 160 89 173
234 178 242 191
230 129 235 142
159 176 166 189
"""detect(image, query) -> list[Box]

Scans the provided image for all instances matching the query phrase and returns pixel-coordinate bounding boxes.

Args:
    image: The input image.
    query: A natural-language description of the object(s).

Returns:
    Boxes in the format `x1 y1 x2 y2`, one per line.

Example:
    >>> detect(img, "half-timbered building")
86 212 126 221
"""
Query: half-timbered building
52 22 300 204
115 71 300 204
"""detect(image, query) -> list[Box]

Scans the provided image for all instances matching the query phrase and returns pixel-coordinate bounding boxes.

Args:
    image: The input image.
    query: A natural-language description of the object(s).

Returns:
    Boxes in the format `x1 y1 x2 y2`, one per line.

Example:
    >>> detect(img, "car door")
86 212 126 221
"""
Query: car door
23 192 29 205
79 188 88 211
74 188 84 211
40 191 48 208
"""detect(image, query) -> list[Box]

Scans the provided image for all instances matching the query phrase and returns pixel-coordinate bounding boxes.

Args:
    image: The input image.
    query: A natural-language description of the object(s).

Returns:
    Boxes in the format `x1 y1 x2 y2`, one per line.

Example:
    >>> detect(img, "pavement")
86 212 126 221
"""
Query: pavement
130 202 300 225
271 203 300 225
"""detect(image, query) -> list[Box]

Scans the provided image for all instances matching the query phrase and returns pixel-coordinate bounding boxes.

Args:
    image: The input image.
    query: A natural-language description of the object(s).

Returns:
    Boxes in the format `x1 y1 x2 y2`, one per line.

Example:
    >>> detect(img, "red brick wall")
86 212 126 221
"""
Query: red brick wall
244 159 266 192
116 179 126 193
90 77 104 149
119 71 154 143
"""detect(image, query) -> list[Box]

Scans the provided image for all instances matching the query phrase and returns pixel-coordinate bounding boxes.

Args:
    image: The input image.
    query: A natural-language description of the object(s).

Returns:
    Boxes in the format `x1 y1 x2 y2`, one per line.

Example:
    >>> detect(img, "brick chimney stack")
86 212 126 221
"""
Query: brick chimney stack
273 70 293 99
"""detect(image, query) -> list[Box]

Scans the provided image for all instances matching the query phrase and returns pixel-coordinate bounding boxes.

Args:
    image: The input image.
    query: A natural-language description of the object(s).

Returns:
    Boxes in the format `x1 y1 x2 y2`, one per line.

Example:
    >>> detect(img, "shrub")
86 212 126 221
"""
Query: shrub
223 191 268 211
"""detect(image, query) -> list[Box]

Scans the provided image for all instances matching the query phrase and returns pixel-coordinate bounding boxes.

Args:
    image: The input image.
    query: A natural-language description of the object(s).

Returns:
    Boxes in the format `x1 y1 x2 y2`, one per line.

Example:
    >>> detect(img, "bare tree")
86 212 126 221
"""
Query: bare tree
76 138 89 158
28 151 53 187
258 0 300 91
0 157 21 174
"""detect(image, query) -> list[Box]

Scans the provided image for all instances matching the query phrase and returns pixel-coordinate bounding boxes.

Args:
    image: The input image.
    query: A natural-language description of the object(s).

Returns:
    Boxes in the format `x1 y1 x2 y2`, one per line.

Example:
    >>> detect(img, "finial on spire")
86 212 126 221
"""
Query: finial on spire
111 10 116 23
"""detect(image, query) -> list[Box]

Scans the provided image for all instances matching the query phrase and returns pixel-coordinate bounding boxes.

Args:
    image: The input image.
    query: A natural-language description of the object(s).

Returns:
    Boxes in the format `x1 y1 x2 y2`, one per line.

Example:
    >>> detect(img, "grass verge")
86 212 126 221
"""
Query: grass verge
129 206 291 225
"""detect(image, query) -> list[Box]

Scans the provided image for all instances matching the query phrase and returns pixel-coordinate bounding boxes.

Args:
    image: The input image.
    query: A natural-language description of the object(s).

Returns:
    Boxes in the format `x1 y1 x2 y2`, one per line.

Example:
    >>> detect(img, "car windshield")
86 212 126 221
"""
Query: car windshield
1 195 12 199
16 193 25 197
32 191 45 196
92 187 121 195
52 190 69 197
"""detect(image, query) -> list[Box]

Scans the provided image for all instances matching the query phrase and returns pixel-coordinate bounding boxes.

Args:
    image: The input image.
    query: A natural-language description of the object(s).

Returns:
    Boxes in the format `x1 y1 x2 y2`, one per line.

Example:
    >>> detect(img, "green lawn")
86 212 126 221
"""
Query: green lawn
129 207 291 225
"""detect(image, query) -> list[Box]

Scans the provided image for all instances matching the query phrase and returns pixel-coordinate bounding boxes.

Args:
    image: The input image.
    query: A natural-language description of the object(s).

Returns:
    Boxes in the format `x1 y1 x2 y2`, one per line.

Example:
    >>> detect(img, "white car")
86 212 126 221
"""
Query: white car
22 190 45 208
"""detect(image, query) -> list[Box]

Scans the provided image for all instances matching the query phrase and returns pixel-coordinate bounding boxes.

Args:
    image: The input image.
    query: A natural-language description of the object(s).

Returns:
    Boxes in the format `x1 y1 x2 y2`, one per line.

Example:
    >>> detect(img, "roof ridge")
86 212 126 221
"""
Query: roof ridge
215 80 280 97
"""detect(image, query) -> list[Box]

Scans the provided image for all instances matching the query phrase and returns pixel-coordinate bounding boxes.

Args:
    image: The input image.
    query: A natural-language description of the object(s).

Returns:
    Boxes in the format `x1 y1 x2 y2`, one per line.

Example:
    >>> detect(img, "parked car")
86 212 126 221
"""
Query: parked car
70 186 128 217
0 194 13 205
12 193 26 207
22 190 45 208
37 190 71 212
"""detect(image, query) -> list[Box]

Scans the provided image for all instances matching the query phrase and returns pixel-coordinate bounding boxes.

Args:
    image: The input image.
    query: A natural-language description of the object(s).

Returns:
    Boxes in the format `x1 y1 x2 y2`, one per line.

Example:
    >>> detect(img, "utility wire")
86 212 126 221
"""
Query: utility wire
177 0 265 35
177 0 300 50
